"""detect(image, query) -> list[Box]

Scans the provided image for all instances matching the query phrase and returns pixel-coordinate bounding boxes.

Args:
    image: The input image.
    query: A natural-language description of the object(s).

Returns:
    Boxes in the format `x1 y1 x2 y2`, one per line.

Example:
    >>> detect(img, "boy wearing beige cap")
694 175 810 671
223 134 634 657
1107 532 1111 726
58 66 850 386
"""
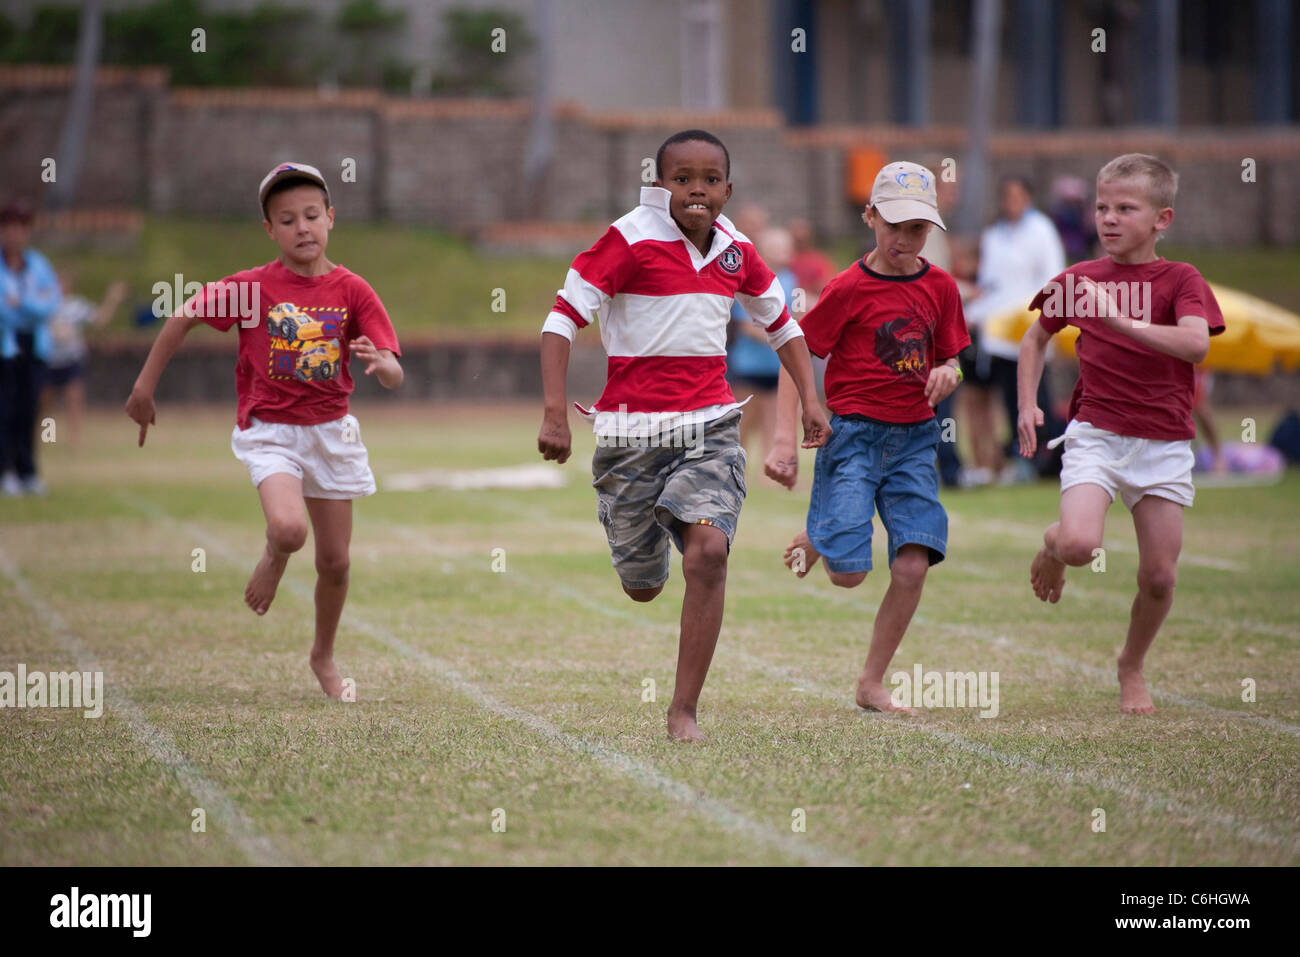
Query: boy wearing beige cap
767 161 969 712
126 162 403 698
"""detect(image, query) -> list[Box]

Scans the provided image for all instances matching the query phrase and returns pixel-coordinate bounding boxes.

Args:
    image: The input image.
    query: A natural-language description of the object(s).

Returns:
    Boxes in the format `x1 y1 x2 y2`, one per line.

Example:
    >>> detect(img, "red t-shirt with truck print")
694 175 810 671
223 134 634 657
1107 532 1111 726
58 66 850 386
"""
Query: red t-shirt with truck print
187 259 400 430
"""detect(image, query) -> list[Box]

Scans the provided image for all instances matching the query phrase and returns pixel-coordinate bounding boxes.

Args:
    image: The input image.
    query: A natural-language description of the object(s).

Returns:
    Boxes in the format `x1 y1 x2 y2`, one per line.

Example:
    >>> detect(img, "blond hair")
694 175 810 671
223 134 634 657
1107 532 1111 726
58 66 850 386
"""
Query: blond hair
1097 153 1178 210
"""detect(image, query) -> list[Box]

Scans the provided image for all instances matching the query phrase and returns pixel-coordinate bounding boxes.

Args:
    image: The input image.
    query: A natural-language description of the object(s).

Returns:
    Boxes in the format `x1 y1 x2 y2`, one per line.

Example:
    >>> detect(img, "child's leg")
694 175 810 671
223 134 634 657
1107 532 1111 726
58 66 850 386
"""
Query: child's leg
304 496 352 698
1117 495 1183 714
965 386 999 472
856 544 929 713
245 473 309 615
782 528 867 587
1031 483 1111 603
667 521 729 742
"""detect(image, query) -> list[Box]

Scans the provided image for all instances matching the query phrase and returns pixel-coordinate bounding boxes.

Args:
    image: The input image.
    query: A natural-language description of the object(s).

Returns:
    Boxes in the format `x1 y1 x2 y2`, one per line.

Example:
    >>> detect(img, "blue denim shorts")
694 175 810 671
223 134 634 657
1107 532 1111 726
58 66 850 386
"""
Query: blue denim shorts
807 414 948 574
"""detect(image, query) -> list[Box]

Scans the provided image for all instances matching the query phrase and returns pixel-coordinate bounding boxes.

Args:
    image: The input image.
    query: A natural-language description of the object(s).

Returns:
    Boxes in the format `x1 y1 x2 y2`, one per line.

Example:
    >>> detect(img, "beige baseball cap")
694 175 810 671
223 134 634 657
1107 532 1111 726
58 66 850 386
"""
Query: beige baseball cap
258 162 330 215
870 161 945 230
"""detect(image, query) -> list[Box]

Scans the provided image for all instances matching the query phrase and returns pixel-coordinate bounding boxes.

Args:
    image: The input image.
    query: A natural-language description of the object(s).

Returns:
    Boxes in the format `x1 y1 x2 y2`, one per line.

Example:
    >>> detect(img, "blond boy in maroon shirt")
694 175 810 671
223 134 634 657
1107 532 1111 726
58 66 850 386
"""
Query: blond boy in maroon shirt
1018 154 1225 714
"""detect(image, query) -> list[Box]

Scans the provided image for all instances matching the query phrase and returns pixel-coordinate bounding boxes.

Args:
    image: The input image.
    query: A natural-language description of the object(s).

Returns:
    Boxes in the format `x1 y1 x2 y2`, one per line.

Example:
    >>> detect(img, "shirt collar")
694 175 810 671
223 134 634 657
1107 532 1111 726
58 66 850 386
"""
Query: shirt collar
639 186 737 269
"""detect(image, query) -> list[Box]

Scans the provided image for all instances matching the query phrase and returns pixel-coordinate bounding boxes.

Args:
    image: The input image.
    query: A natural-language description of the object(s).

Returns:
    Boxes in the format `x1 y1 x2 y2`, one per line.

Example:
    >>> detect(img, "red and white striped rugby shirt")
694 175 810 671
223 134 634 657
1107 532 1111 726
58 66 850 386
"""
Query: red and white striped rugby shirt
542 187 803 433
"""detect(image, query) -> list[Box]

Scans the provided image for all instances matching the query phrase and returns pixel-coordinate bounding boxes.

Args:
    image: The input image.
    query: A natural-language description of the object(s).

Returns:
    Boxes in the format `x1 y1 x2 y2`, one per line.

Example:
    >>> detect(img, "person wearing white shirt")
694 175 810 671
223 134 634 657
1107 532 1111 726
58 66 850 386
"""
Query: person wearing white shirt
960 178 1067 479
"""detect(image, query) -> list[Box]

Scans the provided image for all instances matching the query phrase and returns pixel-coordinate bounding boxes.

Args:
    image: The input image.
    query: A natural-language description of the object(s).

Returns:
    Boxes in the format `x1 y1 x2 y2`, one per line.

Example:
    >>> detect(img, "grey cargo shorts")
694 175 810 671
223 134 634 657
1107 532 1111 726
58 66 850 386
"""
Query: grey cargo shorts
591 409 747 590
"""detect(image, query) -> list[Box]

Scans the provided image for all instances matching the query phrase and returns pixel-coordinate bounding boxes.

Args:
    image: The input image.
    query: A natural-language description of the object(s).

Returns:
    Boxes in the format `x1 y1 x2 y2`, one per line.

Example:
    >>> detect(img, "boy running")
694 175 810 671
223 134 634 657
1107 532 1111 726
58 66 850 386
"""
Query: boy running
126 162 403 698
767 162 969 713
537 130 829 741
1018 153 1224 714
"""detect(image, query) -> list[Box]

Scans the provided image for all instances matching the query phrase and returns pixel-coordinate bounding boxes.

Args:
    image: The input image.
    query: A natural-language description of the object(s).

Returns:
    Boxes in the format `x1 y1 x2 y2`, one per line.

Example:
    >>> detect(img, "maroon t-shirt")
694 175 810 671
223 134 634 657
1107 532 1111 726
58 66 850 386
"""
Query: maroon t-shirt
798 257 970 423
188 260 400 430
1031 257 1224 440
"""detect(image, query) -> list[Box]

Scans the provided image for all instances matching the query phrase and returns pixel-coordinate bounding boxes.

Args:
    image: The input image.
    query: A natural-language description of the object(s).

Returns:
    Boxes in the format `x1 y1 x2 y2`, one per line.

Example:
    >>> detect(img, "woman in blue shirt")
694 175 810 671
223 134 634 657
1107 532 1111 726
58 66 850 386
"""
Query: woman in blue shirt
1 200 61 496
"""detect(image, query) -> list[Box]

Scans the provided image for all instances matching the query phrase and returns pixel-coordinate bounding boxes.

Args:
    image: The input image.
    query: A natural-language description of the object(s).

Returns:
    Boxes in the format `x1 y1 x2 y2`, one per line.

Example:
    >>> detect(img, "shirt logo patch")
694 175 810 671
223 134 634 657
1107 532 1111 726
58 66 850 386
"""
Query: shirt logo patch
875 303 934 379
264 301 347 383
718 245 743 274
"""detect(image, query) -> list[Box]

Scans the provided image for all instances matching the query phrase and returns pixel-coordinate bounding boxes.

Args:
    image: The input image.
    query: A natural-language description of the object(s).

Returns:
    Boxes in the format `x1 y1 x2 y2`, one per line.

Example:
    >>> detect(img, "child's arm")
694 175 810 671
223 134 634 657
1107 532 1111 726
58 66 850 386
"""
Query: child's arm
764 340 830 490
537 331 572 464
776 336 830 447
764 365 802 489
93 280 128 327
125 310 206 446
1016 322 1053 458
1111 314 1210 363
923 358 961 408
1082 277 1210 363
350 336 402 389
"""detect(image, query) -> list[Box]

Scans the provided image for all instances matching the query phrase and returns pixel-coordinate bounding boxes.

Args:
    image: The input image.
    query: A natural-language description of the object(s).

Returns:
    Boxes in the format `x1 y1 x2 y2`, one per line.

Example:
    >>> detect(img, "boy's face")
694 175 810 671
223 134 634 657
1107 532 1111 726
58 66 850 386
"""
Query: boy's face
654 140 731 243
863 206 932 273
1095 177 1172 261
262 184 333 266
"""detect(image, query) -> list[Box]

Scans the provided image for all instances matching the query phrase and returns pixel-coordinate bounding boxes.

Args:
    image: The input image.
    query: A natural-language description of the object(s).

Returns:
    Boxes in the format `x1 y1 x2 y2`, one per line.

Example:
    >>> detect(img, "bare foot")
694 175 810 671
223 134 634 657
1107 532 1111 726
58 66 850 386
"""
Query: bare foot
244 545 289 615
311 650 346 699
1030 547 1067 603
667 703 704 742
783 530 821 579
856 679 918 715
1118 661 1156 714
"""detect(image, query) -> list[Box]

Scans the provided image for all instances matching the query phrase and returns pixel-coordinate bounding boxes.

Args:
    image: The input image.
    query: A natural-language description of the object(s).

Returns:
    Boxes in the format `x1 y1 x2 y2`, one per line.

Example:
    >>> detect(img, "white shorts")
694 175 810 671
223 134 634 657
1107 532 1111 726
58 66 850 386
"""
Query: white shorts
231 414 376 499
1059 419 1194 511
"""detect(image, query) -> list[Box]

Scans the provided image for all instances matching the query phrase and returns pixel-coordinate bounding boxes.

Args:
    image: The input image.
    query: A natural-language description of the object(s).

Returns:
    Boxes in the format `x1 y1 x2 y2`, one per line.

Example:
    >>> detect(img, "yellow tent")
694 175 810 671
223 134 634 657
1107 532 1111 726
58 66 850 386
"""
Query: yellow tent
984 283 1300 375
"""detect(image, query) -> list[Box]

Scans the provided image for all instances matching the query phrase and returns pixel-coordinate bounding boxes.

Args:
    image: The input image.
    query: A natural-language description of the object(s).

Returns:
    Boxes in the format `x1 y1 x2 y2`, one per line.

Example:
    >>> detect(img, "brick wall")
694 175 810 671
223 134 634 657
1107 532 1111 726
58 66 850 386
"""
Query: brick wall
3 66 1298 245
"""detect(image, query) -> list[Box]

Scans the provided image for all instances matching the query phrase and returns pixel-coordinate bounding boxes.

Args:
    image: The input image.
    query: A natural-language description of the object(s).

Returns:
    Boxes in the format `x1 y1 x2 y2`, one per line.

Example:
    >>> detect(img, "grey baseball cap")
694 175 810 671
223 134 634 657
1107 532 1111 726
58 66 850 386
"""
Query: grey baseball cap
258 162 330 214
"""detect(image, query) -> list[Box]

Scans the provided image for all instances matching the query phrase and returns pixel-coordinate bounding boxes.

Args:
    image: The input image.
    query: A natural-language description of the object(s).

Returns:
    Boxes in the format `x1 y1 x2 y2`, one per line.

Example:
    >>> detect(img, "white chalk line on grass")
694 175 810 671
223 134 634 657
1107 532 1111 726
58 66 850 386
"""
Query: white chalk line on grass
725 647 1300 855
0 543 284 866
724 562 1300 735
389 523 1299 855
119 496 853 867
385 502 1298 739
930 621 1300 739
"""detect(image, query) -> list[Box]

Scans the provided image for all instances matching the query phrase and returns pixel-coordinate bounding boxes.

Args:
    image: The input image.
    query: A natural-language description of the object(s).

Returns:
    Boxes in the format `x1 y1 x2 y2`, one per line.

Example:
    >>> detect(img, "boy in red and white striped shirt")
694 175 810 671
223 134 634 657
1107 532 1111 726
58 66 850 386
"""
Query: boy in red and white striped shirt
538 130 829 741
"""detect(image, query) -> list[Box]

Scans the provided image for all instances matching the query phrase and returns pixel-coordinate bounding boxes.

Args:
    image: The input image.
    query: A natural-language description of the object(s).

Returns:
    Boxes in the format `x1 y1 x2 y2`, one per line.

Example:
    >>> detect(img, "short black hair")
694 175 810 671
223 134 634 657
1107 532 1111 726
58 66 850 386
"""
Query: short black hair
261 176 330 219
656 129 731 181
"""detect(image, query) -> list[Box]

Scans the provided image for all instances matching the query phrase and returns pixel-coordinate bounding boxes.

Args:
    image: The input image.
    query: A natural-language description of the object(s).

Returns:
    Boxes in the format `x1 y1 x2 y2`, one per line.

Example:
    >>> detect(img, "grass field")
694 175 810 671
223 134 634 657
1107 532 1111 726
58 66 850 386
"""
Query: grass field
1 403 1298 866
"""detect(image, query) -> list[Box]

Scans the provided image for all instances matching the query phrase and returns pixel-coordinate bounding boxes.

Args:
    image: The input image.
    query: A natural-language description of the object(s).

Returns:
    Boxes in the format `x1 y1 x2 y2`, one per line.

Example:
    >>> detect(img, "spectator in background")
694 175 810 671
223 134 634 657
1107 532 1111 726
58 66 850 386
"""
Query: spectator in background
728 226 797 472
963 176 1067 482
731 203 769 250
788 218 836 308
1049 175 1099 264
0 200 61 497
1191 366 1226 474
43 270 129 449
788 218 837 400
